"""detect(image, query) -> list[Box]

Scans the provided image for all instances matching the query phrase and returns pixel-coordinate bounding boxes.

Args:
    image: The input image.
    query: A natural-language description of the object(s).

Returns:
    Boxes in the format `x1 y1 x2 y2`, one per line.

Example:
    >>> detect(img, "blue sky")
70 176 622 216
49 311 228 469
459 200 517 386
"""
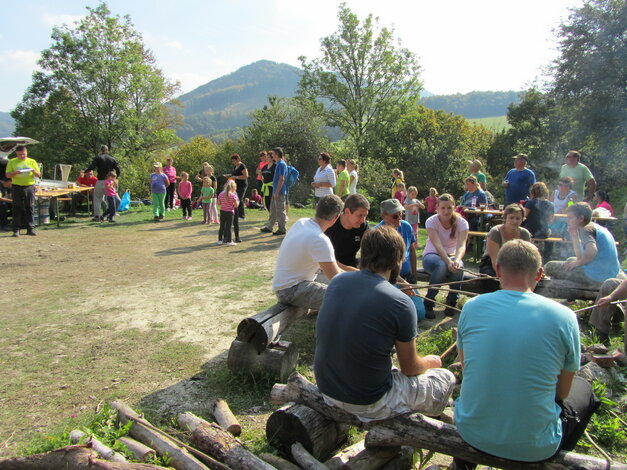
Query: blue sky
1 0 583 112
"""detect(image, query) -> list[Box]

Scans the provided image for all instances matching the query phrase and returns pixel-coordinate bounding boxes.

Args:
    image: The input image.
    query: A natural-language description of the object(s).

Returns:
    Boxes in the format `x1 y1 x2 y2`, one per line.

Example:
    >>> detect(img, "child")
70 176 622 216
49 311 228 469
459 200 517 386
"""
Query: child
425 187 439 219
404 186 425 247
217 180 239 246
102 171 118 223
593 190 613 216
523 182 554 260
550 176 578 214
391 168 404 198
393 182 406 205
150 162 169 221
178 172 193 220
198 177 215 224
246 188 263 209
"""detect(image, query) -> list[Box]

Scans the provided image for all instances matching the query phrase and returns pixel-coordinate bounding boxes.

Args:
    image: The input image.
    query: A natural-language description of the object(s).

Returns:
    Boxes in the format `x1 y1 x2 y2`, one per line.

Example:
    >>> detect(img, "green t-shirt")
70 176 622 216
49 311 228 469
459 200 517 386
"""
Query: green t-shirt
559 163 593 198
336 169 350 197
475 171 487 184
7 156 40 186
200 186 215 200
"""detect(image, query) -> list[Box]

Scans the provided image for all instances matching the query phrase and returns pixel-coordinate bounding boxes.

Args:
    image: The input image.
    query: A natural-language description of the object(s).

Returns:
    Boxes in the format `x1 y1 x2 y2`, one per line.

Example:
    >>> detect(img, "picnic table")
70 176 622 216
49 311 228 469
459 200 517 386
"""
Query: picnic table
36 186 93 228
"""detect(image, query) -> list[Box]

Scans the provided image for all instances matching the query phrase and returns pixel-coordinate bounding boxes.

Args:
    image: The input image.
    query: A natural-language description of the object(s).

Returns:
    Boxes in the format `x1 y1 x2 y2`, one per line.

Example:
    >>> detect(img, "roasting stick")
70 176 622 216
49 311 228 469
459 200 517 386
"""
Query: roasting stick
411 292 463 313
403 276 499 290
572 300 624 314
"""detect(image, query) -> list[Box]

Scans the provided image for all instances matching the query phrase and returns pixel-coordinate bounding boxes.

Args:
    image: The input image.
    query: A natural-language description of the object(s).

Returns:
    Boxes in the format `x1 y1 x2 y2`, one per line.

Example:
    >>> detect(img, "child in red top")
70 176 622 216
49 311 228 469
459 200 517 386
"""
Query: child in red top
102 171 118 223
425 187 439 219
177 171 193 220
393 182 406 205
246 188 263 209
217 180 240 246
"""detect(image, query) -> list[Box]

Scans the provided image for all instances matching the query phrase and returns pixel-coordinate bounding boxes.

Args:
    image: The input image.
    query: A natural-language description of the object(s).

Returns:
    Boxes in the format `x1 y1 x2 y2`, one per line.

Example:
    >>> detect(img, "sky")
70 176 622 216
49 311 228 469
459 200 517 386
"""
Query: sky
0 0 584 112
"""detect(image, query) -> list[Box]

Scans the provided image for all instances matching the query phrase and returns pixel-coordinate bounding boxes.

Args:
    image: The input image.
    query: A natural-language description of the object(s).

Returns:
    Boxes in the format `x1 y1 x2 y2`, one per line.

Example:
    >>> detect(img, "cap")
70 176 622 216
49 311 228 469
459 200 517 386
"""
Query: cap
513 154 529 163
153 162 162 168
380 198 403 214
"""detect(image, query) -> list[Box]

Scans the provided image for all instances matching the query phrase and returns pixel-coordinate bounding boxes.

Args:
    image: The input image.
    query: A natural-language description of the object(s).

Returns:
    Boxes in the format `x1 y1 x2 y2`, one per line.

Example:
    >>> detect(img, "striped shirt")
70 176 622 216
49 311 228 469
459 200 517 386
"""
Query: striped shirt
218 190 239 213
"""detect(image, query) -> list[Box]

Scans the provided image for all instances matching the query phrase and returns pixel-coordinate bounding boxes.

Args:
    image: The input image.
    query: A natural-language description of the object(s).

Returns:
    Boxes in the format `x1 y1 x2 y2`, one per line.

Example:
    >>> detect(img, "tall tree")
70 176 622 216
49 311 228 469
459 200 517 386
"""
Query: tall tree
298 3 421 158
12 2 180 176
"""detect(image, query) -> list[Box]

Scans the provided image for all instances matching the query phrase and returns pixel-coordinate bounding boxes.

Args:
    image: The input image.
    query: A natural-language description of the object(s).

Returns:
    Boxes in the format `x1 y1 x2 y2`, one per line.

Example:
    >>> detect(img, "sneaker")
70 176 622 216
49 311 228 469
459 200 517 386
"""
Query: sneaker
272 230 286 236
235 237 242 243
158 215 164 220
154 217 160 222
26 230 37 236
12 231 19 237
187 216 193 220
182 216 187 220
226 241 237 246
91 216 100 222
108 220 116 223
99 216 104 222
444 299 458 317
260 227 272 233
424 305 435 319
216 240 224 245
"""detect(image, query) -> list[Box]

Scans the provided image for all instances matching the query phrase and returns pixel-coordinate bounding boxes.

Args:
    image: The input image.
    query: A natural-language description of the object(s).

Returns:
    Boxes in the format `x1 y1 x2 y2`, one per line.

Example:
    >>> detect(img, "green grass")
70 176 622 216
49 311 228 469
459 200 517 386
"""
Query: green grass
468 115 510 131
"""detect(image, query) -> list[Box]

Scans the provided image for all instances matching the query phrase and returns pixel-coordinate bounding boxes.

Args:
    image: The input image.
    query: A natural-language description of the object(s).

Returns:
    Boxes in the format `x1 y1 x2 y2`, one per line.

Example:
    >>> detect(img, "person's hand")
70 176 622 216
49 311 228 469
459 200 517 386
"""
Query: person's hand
563 260 578 271
422 355 442 369
399 285 417 297
448 259 460 272
597 295 613 307
311 182 317 189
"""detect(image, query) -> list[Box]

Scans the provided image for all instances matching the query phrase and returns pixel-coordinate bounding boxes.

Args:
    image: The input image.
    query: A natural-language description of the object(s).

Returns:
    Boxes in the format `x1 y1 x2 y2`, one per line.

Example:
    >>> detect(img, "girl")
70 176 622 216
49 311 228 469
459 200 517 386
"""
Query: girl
403 186 425 247
593 190 613 216
347 159 359 194
393 182 406 205
425 187 439 219
391 169 404 198
422 194 469 318
196 162 218 223
178 172 193 220
261 152 275 210
551 176 578 214
217 180 240 246
150 162 169 221
102 171 118 223
480 204 531 278
163 157 177 211
523 182 554 239
198 177 215 224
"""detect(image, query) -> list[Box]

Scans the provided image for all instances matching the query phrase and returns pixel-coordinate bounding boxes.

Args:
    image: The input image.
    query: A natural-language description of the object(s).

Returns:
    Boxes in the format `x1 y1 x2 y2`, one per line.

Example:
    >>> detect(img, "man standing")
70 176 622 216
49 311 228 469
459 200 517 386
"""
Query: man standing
86 145 120 221
454 240 598 465
272 195 344 310
544 202 621 288
559 150 596 202
314 226 455 422
375 199 417 283
5 145 41 237
261 147 287 235
324 193 370 270
503 154 535 204
335 160 350 200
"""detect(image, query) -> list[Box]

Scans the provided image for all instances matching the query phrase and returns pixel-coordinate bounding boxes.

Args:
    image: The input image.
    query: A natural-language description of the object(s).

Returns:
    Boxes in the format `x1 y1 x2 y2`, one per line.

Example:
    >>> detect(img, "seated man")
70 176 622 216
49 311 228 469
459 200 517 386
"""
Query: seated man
454 240 599 466
324 193 370 271
375 199 417 283
544 202 621 288
589 278 626 350
71 169 98 215
314 226 455 422
272 194 344 310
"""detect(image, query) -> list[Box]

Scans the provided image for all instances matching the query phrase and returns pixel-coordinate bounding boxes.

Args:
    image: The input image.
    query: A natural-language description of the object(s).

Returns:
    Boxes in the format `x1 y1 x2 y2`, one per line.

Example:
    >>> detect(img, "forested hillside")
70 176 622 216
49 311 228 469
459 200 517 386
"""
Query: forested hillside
421 90 520 118
0 112 14 136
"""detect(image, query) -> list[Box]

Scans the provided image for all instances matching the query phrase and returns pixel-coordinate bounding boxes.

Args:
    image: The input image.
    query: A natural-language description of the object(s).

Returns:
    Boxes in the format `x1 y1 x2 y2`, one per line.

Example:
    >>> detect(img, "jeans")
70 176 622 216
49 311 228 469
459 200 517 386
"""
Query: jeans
102 195 117 221
422 253 464 304
12 184 35 232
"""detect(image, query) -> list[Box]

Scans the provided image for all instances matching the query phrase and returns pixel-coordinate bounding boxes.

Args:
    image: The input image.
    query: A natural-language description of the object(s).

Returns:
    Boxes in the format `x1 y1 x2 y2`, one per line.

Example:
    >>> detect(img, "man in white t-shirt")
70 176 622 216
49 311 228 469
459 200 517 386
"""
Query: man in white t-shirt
272 195 344 309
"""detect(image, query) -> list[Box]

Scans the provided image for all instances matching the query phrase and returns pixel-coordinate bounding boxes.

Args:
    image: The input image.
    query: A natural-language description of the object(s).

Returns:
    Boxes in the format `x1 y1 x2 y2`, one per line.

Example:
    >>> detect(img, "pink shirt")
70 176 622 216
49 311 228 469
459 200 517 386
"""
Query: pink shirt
104 179 117 197
178 180 193 199
163 165 177 183
425 196 438 213
218 190 239 213
596 201 613 215
423 214 469 256
394 191 405 204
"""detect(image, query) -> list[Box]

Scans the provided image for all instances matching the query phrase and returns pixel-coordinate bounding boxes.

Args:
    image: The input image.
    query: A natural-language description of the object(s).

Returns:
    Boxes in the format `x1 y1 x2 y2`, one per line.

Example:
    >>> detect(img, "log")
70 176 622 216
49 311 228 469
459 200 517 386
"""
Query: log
378 446 413 470
228 340 298 381
117 437 156 462
364 412 627 470
259 453 301 470
324 440 400 470
211 399 241 436
236 303 308 353
69 429 127 462
290 442 327 470
178 412 276 470
111 400 211 470
0 445 168 469
266 404 350 461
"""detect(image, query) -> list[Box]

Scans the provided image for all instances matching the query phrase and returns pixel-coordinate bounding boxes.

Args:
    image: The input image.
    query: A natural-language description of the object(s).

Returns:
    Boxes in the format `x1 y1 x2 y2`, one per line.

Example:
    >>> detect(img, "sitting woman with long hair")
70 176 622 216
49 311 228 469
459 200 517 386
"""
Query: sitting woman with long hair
422 194 469 318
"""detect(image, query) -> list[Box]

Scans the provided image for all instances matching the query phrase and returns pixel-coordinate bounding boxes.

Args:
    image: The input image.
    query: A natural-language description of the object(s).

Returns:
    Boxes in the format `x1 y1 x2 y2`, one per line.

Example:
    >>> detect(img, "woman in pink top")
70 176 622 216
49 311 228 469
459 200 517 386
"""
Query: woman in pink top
163 157 177 211
593 191 613 216
177 172 193 220
422 193 469 318
217 180 240 246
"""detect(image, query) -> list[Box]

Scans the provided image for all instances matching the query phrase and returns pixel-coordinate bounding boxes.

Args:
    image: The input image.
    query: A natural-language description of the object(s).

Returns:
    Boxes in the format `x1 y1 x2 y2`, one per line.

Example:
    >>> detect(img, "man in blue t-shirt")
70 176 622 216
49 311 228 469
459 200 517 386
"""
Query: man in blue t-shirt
503 154 536 204
375 198 417 282
454 240 598 466
260 147 288 235
314 226 455 421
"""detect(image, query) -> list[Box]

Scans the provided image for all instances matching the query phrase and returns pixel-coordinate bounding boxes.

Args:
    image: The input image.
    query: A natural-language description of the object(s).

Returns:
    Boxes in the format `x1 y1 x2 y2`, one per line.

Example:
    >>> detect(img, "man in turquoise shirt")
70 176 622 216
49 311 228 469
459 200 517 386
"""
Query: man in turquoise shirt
454 240 598 466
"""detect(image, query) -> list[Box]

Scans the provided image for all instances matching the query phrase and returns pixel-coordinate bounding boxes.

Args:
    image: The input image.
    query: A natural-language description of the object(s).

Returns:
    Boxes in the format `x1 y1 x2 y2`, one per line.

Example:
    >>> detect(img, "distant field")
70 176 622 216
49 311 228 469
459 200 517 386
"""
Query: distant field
468 115 509 131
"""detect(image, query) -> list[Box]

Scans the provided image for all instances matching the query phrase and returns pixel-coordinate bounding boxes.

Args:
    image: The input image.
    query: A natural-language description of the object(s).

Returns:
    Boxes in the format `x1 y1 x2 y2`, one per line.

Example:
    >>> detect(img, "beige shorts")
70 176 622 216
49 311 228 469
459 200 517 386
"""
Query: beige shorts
323 368 455 423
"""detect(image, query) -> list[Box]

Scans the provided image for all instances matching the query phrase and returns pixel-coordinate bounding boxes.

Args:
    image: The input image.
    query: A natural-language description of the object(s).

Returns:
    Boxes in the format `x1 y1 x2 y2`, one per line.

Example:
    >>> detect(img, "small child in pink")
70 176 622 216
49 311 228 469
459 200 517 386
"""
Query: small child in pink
425 187 439 219
178 172 193 220
217 180 240 245
102 171 118 223
393 182 406 205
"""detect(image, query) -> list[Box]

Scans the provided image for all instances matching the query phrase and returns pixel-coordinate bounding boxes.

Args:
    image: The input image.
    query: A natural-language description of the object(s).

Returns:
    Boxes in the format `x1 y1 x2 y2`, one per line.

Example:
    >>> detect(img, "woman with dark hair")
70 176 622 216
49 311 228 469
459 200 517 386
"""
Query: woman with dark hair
523 182 554 239
311 152 336 205
260 151 275 210
224 154 248 221
593 190 613 216
422 193 469 318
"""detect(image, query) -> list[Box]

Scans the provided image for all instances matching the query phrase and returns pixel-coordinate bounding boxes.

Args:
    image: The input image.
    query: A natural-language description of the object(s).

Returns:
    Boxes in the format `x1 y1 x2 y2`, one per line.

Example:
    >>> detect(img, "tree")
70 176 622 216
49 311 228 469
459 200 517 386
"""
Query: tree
12 2 181 177
298 3 421 158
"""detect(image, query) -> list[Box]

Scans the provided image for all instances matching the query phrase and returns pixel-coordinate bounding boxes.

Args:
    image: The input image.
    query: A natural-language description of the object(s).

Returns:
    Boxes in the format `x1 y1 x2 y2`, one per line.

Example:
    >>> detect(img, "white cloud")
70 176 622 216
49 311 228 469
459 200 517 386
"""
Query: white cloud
167 40 184 50
0 50 40 72
42 13 84 27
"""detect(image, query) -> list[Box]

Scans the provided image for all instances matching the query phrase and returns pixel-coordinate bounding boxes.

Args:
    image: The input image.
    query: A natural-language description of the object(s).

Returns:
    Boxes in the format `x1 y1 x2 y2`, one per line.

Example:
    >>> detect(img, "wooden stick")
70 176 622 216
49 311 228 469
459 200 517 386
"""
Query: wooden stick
402 276 499 290
440 342 458 360
290 442 327 470
426 285 480 297
572 300 624 314
460 268 489 277
413 292 462 313
584 430 612 463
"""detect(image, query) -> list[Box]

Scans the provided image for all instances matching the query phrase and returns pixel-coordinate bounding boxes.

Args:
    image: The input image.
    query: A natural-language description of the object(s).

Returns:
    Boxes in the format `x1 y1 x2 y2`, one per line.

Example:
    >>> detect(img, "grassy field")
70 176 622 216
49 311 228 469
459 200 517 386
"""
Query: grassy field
468 115 509 131
0 204 624 463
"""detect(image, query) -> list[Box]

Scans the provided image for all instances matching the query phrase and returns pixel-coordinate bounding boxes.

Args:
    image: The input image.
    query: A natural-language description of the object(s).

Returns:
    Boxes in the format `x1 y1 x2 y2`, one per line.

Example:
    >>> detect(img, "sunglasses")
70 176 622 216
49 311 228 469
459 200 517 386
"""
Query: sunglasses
390 212 404 220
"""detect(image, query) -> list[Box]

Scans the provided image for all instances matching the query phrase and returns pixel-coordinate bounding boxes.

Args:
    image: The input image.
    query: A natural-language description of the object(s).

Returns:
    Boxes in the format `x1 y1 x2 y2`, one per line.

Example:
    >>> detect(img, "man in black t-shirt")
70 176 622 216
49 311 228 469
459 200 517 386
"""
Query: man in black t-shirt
324 193 370 270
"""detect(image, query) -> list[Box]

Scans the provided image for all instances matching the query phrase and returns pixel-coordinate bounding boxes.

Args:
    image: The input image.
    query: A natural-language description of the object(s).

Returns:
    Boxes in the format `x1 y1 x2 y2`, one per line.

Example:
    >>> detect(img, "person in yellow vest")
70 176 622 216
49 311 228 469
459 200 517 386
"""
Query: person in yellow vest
5 145 41 237
335 160 350 200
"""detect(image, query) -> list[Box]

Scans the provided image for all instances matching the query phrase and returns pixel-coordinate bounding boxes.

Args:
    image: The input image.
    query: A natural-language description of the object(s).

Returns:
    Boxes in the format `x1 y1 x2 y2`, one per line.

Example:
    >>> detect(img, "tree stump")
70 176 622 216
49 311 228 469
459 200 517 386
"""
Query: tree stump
228 339 298 381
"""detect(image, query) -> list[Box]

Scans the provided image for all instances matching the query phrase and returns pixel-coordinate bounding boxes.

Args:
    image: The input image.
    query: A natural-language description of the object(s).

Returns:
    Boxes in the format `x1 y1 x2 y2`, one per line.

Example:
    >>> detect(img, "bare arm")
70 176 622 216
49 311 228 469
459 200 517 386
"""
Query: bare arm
486 237 501 272
556 370 575 401
598 278 627 305
336 261 359 272
273 175 285 199
585 178 596 201
337 180 346 196
396 339 442 376
319 261 343 280
452 230 468 268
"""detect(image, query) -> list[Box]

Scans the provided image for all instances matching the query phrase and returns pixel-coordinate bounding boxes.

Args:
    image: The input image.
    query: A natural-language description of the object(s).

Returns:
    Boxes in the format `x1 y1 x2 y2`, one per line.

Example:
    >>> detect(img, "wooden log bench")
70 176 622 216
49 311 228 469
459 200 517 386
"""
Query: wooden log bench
270 372 624 470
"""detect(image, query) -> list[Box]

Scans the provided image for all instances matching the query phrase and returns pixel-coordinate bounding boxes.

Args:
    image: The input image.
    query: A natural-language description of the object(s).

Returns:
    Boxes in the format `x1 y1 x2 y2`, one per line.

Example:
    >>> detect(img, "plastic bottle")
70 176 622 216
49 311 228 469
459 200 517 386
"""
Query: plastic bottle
471 196 477 209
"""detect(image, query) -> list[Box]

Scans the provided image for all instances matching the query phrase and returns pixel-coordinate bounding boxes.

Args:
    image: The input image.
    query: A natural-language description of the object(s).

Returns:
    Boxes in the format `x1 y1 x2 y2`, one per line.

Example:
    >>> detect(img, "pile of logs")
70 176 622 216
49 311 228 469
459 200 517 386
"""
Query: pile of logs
227 303 308 380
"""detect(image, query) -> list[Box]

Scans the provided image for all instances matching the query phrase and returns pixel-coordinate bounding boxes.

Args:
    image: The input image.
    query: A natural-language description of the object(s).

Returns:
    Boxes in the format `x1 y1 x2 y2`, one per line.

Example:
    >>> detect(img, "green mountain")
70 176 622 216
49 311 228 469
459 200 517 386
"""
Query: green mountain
0 112 15 136
175 60 302 140
421 91 521 118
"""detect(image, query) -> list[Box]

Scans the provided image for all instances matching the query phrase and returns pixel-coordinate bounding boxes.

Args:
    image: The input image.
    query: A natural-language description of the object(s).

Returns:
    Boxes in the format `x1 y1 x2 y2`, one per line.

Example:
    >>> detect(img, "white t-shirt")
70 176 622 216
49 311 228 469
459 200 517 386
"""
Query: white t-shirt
273 218 336 291
423 214 469 256
313 165 336 197
349 170 358 194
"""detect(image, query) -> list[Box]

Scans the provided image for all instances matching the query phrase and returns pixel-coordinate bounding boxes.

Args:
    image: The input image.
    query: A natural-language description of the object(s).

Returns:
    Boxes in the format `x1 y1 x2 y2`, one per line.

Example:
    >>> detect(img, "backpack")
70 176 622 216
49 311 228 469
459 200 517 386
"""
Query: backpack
285 165 300 191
